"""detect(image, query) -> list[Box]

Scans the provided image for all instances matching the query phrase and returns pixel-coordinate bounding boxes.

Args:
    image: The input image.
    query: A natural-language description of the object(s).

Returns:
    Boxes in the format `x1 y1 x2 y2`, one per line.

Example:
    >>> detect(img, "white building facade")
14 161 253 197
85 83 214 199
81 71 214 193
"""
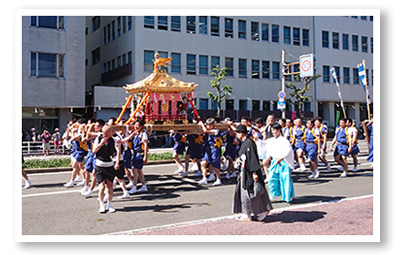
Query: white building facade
86 15 374 126
22 16 86 134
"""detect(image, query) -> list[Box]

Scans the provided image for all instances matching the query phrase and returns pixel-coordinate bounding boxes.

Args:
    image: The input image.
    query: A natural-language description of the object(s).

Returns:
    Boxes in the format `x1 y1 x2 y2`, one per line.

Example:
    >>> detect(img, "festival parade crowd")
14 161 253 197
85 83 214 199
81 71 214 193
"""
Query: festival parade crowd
22 114 374 221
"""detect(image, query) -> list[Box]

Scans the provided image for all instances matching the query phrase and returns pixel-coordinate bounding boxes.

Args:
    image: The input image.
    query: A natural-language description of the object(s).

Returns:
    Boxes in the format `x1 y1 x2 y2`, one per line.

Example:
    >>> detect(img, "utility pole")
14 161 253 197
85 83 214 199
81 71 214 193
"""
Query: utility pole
281 50 286 118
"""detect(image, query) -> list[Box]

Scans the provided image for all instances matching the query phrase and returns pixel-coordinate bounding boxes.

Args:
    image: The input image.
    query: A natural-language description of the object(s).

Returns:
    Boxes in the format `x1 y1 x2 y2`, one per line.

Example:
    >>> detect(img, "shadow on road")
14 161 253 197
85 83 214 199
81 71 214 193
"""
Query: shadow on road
122 202 211 213
262 210 327 224
289 195 345 205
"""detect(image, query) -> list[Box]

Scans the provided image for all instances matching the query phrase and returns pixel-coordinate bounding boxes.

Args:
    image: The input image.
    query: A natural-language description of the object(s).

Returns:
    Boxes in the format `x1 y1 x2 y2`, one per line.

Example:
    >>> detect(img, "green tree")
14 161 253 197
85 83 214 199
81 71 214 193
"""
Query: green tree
286 74 321 119
208 65 232 117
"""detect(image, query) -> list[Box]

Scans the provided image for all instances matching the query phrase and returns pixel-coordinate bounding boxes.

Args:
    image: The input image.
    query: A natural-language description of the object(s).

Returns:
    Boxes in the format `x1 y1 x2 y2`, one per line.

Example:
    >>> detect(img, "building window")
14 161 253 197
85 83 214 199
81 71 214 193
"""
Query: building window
261 23 269 41
272 62 280 79
187 54 196 75
122 16 126 33
111 21 115 41
284 26 291 44
263 101 270 111
199 98 209 110
362 36 368 52
117 17 121 37
238 58 247 78
199 16 207 35
353 68 359 85
361 16 367 20
30 52 64 78
251 22 259 41
91 48 100 66
226 99 234 110
158 51 169 71
262 60 270 79
225 18 233 38
272 24 279 43
158 16 168 30
187 16 196 34
199 55 208 75
127 16 132 31
211 56 220 70
239 100 248 111
144 50 154 72
323 65 330 83
252 100 260 111
352 35 359 51
333 66 340 84
31 16 64 29
171 53 181 73
92 16 100 32
211 16 220 36
128 51 132 64
252 60 260 79
103 27 107 45
371 37 373 53
343 67 350 84
238 20 246 39
342 34 349 50
107 24 111 43
332 32 339 49
122 54 127 65
225 57 234 77
293 27 300 46
117 56 121 67
171 16 181 32
302 29 309 46
322 31 329 48
144 16 155 28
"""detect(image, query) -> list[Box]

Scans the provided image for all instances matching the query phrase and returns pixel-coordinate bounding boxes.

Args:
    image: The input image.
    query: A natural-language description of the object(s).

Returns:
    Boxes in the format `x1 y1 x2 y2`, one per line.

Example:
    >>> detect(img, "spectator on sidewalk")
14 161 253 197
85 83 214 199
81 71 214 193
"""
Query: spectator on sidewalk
41 129 51 156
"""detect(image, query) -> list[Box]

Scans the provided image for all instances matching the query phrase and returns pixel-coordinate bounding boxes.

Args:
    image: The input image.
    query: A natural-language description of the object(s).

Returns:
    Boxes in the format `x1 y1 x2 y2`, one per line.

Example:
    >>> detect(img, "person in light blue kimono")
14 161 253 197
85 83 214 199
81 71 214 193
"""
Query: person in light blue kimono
264 123 295 203
366 116 373 162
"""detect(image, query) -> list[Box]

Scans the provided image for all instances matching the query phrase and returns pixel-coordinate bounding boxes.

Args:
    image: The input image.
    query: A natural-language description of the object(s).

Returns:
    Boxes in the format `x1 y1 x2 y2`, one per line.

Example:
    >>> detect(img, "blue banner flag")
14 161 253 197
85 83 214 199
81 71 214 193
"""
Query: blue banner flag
358 62 367 93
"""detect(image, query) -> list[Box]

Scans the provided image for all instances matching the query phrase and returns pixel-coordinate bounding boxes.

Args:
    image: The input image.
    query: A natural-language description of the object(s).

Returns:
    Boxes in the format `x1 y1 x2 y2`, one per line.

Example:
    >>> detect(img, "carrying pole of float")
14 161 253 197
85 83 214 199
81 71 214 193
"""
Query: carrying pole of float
115 94 133 124
281 50 286 118
124 92 150 125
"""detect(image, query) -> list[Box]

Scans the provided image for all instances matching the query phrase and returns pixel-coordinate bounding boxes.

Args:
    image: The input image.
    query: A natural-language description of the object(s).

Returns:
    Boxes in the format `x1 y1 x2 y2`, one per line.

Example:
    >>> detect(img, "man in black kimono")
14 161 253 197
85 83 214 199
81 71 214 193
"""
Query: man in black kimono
233 125 273 221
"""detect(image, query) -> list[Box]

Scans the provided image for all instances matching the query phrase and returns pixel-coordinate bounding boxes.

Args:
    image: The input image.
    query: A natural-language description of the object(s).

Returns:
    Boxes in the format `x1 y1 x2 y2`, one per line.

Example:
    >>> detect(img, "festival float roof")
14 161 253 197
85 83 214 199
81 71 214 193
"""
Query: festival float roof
123 69 198 94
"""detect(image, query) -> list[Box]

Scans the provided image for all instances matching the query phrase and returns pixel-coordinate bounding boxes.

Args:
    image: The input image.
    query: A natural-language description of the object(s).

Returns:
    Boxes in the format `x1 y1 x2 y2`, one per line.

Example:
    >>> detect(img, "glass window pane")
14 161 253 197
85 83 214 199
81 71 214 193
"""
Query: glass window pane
225 18 233 38
211 16 219 36
199 55 208 75
199 16 207 34
38 53 57 77
187 54 196 75
187 16 196 34
171 53 181 73
171 16 181 32
144 16 155 28
261 23 269 41
272 24 279 43
144 50 154 71
58 55 64 78
211 56 220 69
30 52 36 76
38 16 57 29
158 16 168 30
238 20 246 39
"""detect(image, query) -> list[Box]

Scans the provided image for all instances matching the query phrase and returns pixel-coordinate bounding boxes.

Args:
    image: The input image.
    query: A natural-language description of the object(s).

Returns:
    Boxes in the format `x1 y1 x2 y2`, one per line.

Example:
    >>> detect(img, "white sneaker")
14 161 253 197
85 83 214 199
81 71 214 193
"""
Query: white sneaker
128 186 137 194
352 167 358 172
99 201 106 213
339 172 347 178
75 180 85 187
269 195 276 201
74 176 82 182
229 172 237 178
190 164 199 172
326 165 331 172
213 179 222 186
103 194 108 203
93 186 100 192
174 166 185 174
137 185 148 192
119 191 130 199
194 171 203 176
113 180 118 189
314 169 320 178
82 189 93 198
23 180 31 189
180 171 188 177
337 166 344 171
80 186 89 194
107 202 116 213
207 173 216 182
299 164 307 172
257 211 269 221
308 173 315 178
126 181 134 188
64 180 74 188
198 178 208 185
225 172 231 180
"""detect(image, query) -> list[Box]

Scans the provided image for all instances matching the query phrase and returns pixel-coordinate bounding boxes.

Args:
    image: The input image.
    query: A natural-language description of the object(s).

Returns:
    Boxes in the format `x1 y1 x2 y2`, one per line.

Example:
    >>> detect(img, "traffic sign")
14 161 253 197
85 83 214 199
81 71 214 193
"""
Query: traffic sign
300 54 314 77
278 91 286 99
277 100 286 110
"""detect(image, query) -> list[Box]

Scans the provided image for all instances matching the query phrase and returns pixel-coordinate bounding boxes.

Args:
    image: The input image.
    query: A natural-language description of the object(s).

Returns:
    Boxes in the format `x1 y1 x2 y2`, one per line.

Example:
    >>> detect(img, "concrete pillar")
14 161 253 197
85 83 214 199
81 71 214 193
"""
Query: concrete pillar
328 101 335 127
355 102 360 125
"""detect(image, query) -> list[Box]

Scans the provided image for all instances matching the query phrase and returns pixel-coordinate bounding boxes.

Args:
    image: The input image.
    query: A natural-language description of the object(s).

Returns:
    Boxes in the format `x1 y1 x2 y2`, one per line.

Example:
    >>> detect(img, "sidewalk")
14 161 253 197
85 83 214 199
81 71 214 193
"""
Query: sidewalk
119 196 373 236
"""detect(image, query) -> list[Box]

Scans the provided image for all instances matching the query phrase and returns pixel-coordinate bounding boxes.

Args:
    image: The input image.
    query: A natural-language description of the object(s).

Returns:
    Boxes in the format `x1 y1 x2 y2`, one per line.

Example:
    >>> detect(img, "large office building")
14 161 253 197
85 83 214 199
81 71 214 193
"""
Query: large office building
22 16 86 133
86 15 374 126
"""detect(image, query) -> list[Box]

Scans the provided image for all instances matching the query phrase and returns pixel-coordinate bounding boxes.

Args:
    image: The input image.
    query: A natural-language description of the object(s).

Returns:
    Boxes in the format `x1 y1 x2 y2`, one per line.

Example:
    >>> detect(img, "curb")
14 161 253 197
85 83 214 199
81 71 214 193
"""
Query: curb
24 160 176 174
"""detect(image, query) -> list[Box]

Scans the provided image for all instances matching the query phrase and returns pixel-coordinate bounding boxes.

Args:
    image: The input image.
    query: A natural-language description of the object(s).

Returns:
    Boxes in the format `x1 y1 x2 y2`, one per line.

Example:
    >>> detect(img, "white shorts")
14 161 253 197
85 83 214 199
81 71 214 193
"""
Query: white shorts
43 143 50 150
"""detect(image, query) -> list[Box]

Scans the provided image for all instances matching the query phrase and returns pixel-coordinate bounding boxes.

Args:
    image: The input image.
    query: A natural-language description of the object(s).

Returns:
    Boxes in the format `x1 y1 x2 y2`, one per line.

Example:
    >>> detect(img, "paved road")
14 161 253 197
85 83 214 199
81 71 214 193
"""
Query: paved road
21 140 374 235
